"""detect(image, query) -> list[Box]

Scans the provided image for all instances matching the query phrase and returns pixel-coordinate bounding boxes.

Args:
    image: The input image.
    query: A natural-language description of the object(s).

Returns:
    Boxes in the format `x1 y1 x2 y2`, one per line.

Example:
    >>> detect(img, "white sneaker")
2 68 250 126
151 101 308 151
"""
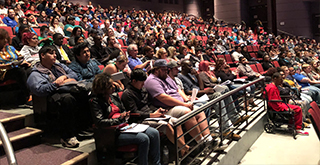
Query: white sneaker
61 137 80 148
297 130 309 136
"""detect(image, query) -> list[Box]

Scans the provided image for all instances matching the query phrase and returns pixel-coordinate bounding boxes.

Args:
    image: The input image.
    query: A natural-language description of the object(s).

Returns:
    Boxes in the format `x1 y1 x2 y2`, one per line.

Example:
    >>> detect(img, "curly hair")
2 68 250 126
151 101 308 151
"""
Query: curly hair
92 73 112 95
22 32 36 45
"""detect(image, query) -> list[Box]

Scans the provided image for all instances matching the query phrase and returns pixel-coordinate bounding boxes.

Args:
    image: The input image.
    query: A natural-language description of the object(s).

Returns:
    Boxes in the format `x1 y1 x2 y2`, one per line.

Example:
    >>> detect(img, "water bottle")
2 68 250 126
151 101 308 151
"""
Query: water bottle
163 145 169 165
217 77 221 84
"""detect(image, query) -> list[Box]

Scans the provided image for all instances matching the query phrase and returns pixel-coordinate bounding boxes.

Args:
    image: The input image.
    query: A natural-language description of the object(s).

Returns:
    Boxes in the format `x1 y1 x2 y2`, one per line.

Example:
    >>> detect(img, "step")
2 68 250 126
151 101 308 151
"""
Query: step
0 112 26 133
0 144 89 165
0 106 35 128
0 127 43 156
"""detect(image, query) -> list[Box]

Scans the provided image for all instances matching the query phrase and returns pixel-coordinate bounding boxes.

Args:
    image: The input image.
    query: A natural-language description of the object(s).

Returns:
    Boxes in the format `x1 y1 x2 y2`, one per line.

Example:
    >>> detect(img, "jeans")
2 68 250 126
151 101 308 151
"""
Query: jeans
118 127 161 165
302 86 320 104
210 85 239 132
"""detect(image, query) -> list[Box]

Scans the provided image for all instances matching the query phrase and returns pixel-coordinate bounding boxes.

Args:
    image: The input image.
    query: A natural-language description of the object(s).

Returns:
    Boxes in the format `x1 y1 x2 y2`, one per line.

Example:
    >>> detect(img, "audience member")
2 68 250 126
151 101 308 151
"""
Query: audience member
68 43 101 82
89 72 161 165
52 33 74 64
265 72 308 136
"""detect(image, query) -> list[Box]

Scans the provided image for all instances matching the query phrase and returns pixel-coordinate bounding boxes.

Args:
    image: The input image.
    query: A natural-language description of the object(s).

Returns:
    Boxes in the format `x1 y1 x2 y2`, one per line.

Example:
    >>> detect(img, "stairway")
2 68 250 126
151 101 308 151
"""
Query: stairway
0 111 89 165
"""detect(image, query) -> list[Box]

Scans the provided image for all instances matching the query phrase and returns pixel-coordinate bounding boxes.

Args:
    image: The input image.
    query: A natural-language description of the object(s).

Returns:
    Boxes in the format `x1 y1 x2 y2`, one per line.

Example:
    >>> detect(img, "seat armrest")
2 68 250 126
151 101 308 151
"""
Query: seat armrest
269 99 283 102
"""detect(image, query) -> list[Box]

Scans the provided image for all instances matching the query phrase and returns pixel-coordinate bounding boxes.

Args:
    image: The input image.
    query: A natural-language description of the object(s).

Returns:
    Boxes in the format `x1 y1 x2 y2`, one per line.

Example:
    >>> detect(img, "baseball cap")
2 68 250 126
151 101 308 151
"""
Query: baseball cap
154 59 167 68
167 61 179 69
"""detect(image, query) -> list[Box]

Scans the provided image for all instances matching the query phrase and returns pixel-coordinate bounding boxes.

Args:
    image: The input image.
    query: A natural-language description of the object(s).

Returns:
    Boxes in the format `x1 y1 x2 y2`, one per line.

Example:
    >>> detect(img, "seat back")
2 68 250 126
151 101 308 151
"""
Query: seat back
256 63 265 73
309 101 320 140
249 52 257 59
250 64 258 72
217 55 225 60
272 60 280 67
247 45 253 52
225 54 234 64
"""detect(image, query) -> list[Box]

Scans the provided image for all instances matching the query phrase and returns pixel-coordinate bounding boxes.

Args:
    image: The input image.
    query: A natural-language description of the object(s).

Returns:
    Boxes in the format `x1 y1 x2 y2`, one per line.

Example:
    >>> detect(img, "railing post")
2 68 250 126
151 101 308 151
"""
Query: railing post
0 122 17 165
174 125 179 165
219 100 223 144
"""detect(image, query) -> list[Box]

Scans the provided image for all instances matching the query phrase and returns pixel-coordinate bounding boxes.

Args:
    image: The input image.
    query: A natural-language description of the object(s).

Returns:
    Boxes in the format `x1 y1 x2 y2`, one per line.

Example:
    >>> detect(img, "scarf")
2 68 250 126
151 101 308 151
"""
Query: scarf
34 62 67 82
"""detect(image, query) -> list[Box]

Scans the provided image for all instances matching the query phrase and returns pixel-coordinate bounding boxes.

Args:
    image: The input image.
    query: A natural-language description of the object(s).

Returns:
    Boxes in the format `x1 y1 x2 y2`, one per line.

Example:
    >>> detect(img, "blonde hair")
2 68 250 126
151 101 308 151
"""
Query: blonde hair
167 46 176 58
155 48 167 59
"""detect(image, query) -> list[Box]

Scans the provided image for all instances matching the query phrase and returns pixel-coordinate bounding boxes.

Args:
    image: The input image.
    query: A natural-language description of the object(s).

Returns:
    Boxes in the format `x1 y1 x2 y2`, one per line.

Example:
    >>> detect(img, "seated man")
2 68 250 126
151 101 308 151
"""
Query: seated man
52 33 75 65
68 43 102 82
300 64 320 89
237 57 260 80
286 66 320 104
106 35 122 57
231 46 243 62
265 72 308 136
103 55 129 90
122 69 216 156
127 44 150 71
2 9 17 28
27 46 88 148
90 36 118 66
144 59 220 148
178 60 248 140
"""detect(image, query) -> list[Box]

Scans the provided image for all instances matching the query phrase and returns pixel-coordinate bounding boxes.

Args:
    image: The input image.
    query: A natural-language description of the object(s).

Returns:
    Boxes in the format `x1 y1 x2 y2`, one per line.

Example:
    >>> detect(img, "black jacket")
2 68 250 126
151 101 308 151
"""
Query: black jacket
89 93 126 128
52 44 75 64
121 84 157 123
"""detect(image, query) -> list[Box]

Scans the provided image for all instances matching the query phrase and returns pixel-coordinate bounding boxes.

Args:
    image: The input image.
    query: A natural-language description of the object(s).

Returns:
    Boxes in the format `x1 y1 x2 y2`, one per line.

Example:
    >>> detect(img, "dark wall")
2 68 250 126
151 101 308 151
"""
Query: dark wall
214 0 241 23
276 0 313 38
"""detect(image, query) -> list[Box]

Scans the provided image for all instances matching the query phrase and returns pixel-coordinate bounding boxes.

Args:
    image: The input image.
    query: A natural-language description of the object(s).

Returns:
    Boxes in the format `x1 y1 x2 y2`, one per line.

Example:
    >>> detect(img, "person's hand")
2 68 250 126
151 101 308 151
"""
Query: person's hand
184 102 193 110
150 109 165 118
204 88 215 94
120 111 130 119
21 61 31 67
53 75 68 86
66 60 72 64
297 86 302 91
190 68 198 76
113 81 121 89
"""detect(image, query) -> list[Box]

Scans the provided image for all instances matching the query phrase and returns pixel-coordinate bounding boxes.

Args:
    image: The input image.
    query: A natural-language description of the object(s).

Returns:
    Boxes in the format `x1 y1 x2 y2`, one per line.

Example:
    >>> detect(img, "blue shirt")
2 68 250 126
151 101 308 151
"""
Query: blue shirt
3 17 17 28
128 55 145 71
292 73 309 87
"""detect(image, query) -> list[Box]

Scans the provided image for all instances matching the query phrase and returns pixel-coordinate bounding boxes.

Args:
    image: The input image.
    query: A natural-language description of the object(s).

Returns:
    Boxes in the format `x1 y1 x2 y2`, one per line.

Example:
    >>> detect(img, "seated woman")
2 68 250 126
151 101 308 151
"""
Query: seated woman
198 60 218 88
89 73 161 165
155 47 169 62
69 27 87 46
20 32 41 67
103 55 129 90
12 24 30 51
265 72 309 136
214 59 256 110
68 43 101 82
0 28 29 105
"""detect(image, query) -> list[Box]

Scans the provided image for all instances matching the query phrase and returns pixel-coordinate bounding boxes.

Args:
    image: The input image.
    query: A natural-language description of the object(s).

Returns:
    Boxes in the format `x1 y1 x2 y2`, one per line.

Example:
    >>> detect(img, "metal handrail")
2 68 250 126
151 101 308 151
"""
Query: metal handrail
172 77 265 165
173 77 264 126
0 122 17 165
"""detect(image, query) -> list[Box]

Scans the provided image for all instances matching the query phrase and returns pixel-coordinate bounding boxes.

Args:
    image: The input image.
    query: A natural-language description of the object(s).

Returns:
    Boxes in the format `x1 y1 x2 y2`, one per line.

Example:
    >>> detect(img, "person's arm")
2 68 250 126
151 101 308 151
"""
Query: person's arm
27 71 58 97
121 91 152 119
68 62 83 81
199 72 216 88
66 25 73 33
60 63 78 79
133 60 150 70
178 89 189 102
155 93 193 110
89 98 126 127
